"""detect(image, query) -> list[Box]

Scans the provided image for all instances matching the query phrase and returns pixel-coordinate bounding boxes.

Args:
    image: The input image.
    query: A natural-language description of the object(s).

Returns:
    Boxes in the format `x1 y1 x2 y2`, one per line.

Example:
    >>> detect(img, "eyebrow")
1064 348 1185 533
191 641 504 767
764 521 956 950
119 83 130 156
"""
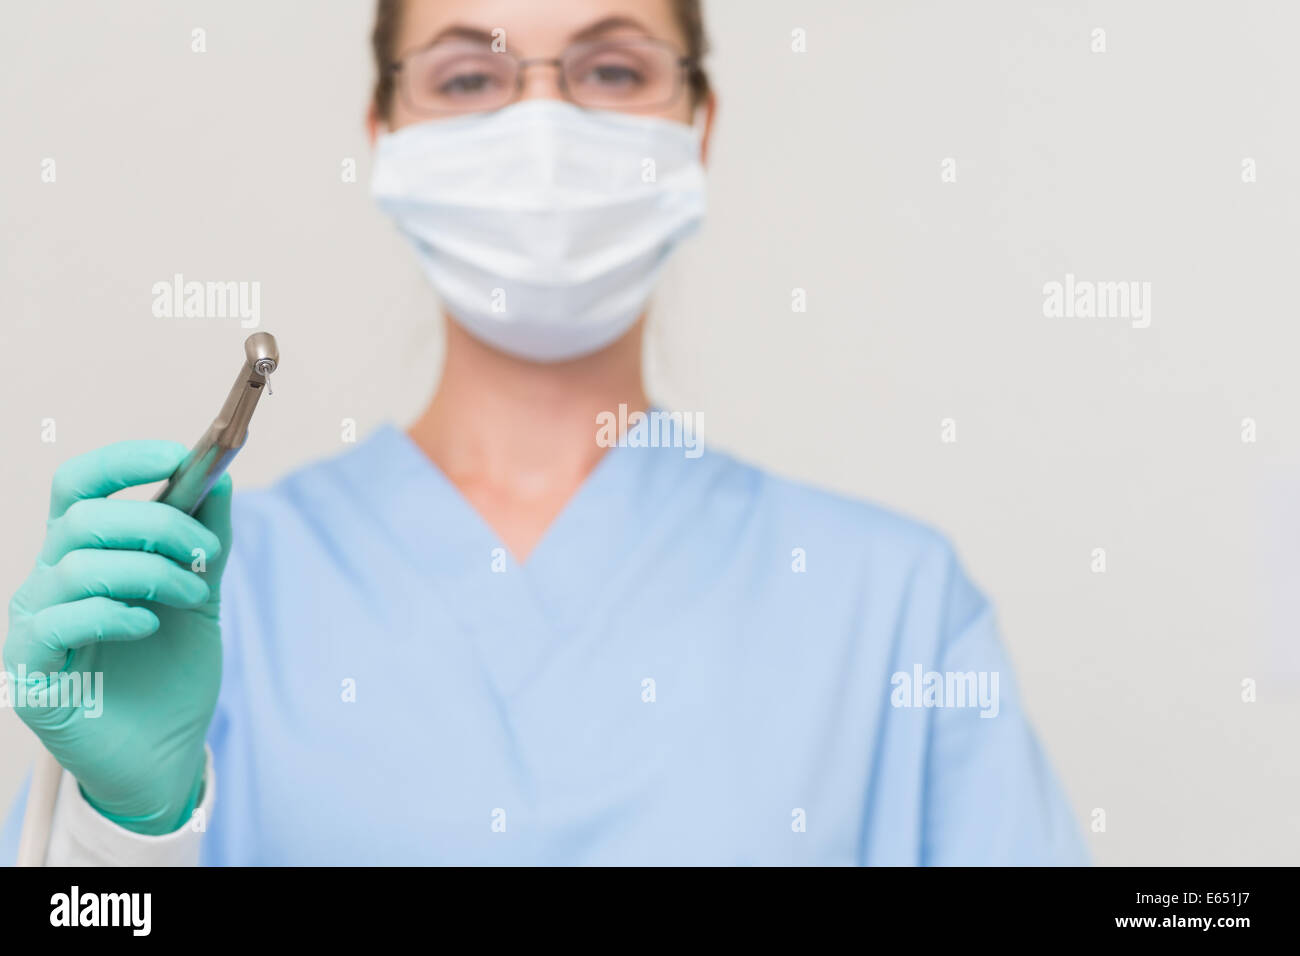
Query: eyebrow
421 24 497 49
568 15 654 44
412 15 654 56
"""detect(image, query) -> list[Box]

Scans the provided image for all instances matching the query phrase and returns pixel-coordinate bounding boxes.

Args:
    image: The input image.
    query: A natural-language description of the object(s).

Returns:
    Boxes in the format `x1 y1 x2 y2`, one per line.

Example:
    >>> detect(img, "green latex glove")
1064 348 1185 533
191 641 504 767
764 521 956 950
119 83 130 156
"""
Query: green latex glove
4 440 229 835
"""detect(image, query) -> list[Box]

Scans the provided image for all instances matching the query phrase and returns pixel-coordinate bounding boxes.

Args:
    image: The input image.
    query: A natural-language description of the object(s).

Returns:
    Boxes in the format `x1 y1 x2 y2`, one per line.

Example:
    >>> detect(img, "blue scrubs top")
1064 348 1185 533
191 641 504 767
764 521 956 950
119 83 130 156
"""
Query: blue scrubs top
5 422 1086 865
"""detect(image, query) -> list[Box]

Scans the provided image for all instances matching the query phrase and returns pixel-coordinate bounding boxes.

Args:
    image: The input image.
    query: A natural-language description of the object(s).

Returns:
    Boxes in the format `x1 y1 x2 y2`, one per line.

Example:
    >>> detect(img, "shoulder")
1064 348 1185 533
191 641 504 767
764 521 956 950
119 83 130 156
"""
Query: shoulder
710 445 956 565
228 425 405 532
705 445 985 628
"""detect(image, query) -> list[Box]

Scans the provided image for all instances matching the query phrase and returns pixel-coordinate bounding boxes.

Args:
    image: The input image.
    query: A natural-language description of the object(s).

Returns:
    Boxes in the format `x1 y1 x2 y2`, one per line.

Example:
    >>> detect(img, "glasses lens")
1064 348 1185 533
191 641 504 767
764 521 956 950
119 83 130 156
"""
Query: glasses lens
402 41 517 115
562 38 682 110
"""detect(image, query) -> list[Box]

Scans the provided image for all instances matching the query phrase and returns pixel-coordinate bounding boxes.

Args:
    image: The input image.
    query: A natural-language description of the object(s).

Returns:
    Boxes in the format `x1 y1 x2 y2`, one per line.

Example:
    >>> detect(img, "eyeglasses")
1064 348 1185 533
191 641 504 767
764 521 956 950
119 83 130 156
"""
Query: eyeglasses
389 36 696 117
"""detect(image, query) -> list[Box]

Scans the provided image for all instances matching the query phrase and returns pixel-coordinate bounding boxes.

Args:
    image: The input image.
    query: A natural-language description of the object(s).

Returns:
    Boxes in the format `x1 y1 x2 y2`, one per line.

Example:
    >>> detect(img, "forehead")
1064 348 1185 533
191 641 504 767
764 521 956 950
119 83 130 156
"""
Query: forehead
395 0 685 57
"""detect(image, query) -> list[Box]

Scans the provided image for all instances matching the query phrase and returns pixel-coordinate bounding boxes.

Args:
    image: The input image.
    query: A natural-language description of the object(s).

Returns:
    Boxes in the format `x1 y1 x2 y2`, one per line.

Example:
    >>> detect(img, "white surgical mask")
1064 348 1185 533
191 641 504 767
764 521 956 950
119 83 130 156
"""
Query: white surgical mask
370 99 707 362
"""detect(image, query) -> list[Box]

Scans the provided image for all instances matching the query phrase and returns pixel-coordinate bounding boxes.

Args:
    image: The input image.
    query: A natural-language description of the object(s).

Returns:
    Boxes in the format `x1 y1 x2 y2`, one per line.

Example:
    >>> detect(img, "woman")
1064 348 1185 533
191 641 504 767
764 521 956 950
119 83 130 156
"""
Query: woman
3 0 1084 865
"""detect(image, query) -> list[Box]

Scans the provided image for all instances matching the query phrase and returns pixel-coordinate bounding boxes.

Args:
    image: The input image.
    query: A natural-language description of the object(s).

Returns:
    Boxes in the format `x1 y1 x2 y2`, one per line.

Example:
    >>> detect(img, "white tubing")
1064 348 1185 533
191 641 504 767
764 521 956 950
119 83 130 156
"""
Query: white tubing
15 750 62 867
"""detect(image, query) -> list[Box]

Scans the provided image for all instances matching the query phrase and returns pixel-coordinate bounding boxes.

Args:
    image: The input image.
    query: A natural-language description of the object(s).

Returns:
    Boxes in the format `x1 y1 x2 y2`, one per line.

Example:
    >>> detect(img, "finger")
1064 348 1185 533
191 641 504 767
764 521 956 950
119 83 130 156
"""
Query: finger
31 549 211 611
49 440 189 521
40 498 223 567
5 598 159 675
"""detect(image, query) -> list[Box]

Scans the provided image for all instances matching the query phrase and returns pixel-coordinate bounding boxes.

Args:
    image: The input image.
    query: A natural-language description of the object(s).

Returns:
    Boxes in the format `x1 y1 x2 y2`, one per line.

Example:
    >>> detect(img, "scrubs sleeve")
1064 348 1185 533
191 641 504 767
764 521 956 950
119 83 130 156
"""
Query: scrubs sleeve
920 550 1089 865
0 775 28 865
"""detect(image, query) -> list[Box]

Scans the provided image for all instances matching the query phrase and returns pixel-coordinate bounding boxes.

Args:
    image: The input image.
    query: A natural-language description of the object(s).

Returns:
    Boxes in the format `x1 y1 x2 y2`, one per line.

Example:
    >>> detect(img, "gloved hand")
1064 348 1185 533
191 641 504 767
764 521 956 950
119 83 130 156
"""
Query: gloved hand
3 441 230 836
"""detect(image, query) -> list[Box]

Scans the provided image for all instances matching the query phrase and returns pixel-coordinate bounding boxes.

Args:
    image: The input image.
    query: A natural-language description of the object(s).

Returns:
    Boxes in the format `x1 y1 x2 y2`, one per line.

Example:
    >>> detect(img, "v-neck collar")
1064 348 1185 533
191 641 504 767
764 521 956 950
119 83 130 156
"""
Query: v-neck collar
333 421 703 695
391 423 633 569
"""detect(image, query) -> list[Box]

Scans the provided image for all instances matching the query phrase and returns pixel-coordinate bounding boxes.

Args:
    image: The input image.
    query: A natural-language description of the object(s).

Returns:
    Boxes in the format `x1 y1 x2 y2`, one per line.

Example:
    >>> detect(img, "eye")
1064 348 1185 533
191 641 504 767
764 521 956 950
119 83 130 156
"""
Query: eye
412 49 512 105
584 63 645 88
439 71 498 96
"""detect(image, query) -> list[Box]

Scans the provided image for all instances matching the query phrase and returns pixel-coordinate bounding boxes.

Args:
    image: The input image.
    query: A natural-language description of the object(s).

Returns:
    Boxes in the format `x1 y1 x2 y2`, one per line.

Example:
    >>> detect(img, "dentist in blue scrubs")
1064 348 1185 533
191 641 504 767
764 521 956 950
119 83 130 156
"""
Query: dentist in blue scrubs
3 0 1086 865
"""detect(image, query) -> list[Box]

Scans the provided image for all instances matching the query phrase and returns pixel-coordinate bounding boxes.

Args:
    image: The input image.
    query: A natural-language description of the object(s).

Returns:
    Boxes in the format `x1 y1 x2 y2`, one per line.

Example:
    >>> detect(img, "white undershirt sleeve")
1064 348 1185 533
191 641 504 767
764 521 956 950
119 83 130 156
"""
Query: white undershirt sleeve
43 745 215 867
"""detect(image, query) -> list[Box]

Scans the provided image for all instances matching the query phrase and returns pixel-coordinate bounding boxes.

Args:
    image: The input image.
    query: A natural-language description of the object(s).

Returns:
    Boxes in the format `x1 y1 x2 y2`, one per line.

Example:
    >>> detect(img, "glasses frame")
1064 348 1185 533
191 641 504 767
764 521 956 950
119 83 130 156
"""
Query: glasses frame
388 35 697 117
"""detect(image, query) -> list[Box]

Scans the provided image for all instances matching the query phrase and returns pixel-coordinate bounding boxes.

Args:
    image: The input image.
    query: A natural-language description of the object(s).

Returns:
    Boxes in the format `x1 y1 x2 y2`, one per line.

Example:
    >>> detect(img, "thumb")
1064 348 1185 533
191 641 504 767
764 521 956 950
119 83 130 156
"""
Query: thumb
191 473 233 585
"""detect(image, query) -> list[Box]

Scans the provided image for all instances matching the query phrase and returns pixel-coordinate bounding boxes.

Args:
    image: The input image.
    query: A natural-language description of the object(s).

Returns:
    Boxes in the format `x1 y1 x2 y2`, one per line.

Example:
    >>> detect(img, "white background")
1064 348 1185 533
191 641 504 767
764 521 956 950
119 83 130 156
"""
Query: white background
1 0 1297 864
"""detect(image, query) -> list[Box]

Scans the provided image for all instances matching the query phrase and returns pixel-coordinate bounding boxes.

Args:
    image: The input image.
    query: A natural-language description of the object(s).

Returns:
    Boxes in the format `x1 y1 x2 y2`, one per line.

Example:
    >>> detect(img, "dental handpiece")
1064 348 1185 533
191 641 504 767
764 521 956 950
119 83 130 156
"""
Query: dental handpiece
15 331 279 867
154 332 279 514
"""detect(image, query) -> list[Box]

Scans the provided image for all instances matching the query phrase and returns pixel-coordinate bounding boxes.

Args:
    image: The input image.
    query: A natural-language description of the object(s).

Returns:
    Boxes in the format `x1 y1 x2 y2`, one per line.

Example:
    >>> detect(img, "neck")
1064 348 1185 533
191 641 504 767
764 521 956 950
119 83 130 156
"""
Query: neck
409 316 650 496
